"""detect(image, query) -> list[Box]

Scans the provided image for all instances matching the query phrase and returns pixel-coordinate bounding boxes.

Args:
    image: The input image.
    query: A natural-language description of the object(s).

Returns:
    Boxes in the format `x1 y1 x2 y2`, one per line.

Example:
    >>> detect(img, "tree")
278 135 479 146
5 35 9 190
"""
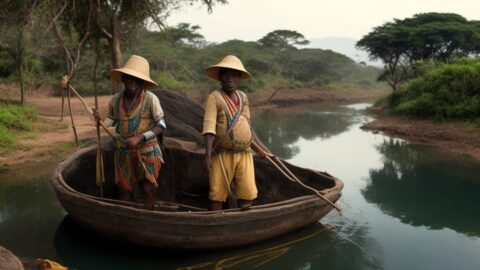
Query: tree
357 12 480 91
45 0 227 89
258 30 309 51
160 23 207 48
0 0 39 105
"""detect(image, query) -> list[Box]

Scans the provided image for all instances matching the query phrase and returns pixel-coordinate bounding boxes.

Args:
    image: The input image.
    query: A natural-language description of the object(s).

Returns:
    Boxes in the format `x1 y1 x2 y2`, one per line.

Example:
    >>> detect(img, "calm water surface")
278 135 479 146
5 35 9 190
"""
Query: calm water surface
1 102 480 270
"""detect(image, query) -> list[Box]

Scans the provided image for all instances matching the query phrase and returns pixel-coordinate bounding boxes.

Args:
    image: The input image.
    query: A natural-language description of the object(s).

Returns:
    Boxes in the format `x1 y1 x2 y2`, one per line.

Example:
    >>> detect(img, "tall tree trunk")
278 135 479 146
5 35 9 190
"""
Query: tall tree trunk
109 16 123 94
18 65 24 105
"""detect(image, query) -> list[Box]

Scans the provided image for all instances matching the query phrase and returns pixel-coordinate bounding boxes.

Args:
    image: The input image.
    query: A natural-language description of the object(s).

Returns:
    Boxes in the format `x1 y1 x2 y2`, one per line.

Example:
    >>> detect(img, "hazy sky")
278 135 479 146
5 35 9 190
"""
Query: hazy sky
167 0 480 43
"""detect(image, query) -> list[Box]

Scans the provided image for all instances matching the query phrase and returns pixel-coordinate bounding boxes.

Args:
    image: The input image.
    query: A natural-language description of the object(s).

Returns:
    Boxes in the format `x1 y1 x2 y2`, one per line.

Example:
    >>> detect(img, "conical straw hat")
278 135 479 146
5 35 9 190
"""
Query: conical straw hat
111 55 158 89
205 55 252 81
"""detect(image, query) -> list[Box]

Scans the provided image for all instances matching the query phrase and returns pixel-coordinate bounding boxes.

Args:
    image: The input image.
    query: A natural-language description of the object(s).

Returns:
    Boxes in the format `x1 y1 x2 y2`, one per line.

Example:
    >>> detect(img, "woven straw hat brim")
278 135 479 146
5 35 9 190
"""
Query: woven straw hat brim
205 66 252 81
205 55 252 81
111 67 158 89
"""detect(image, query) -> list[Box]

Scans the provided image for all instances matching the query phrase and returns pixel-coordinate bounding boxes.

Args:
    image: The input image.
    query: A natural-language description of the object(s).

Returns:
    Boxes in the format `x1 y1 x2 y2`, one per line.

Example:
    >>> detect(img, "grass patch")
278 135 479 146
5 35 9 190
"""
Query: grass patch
0 163 9 173
0 103 38 153
58 142 76 155
463 118 480 132
57 139 96 157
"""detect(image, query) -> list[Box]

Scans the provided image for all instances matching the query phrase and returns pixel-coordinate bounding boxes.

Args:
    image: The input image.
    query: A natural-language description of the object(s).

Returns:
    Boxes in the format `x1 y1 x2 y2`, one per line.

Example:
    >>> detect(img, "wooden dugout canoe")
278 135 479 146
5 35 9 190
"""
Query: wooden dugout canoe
52 138 343 250
51 89 343 250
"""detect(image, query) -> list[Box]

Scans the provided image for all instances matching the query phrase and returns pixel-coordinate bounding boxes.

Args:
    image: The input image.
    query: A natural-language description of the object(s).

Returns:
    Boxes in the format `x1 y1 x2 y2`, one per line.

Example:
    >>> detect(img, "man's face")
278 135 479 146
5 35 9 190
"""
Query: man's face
122 74 143 95
219 68 241 93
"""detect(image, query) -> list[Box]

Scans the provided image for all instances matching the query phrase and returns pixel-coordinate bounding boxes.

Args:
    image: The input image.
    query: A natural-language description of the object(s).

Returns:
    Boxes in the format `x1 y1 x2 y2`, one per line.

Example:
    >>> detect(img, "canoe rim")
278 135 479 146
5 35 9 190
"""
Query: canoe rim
52 143 344 218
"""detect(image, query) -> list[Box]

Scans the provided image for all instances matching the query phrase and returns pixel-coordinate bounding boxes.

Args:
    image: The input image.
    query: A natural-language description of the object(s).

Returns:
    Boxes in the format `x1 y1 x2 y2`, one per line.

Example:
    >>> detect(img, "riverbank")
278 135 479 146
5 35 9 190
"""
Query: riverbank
362 108 480 162
1 88 388 168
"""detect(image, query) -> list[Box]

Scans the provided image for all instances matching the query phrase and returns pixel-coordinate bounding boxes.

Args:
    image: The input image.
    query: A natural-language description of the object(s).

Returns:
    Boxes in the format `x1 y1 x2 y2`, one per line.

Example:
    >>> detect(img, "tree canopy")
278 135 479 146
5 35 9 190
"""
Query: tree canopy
357 12 480 91
0 2 384 99
45 0 227 73
258 30 309 50
0 0 227 95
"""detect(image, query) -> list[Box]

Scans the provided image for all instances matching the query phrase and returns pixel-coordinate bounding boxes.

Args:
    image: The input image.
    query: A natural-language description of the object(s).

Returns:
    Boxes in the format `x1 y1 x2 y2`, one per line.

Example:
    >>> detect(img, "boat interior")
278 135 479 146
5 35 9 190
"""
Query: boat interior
59 141 337 211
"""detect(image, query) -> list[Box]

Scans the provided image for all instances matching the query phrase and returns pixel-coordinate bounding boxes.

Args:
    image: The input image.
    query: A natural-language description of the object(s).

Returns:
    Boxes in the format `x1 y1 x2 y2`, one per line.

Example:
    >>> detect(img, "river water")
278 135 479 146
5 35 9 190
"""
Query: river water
1 102 479 270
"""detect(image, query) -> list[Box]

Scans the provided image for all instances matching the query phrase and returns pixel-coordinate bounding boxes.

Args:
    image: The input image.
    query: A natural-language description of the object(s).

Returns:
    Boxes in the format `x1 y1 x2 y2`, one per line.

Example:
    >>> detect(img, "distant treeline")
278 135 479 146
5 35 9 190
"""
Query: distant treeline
0 27 384 95
136 29 385 92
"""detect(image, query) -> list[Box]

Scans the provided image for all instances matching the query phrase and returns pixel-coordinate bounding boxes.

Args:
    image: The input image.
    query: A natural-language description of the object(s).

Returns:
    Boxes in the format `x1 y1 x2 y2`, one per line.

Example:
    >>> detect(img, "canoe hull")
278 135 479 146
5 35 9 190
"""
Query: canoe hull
52 143 342 250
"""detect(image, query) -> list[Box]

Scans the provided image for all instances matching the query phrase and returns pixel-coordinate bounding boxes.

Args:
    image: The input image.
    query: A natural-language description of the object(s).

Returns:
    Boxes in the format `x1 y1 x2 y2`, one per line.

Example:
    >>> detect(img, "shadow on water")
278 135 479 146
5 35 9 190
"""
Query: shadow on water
253 105 357 159
362 138 480 237
53 216 381 270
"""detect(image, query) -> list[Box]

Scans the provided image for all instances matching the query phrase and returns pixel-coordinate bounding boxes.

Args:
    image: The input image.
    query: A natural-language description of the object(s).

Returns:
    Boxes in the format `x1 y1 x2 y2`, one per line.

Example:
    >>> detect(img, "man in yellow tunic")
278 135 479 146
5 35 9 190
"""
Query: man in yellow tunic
100 55 166 210
203 55 270 211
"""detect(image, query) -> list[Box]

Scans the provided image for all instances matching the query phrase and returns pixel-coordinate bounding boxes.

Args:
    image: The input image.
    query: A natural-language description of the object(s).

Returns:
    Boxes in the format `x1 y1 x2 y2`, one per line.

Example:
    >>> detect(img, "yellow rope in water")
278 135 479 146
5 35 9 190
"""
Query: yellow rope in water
176 226 332 270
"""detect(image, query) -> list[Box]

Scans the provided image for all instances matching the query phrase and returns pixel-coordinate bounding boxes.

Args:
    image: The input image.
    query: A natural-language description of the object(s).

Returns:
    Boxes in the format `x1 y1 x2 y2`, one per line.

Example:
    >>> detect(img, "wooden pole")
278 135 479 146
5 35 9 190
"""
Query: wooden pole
218 153 237 209
270 155 342 215
66 88 79 146
252 140 342 215
67 84 115 139
93 58 104 197
60 88 65 121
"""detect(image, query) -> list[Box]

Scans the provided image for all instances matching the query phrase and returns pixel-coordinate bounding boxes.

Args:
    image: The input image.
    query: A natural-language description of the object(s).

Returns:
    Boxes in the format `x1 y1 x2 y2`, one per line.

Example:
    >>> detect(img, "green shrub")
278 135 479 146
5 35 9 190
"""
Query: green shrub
71 79 112 96
388 58 480 120
0 52 13 78
241 75 274 92
155 72 192 90
0 104 37 153
0 104 37 130
0 125 16 152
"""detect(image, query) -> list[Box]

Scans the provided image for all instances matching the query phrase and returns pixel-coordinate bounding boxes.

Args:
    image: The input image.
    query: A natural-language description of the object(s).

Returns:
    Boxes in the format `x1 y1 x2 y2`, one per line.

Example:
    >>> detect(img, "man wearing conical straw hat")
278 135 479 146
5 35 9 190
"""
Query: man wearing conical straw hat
203 55 270 211
100 55 166 210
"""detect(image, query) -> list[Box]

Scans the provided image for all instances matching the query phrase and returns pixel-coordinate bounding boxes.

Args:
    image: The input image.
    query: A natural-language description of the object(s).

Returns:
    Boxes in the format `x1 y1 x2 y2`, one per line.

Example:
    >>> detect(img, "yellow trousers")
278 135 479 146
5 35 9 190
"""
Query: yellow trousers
209 151 257 202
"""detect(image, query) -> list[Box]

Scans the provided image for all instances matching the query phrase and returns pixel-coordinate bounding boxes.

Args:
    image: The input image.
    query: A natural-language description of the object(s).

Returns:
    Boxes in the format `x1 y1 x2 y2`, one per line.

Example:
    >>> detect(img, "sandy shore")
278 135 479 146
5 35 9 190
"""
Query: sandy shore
362 109 480 162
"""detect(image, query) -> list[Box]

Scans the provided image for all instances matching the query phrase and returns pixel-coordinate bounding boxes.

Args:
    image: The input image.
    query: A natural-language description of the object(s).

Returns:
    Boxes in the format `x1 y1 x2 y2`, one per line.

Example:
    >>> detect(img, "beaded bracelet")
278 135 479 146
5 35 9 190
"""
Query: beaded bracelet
143 130 155 141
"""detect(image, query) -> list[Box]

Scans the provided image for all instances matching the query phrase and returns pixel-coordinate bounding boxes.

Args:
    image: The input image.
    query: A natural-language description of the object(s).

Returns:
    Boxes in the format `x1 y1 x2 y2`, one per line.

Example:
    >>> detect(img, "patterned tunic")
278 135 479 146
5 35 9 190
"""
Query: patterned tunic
105 90 165 191
202 90 252 152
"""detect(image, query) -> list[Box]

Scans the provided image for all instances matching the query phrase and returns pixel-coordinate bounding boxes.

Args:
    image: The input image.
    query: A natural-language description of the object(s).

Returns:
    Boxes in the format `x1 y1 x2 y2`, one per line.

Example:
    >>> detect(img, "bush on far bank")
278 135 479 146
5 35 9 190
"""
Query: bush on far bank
0 103 37 153
388 58 480 121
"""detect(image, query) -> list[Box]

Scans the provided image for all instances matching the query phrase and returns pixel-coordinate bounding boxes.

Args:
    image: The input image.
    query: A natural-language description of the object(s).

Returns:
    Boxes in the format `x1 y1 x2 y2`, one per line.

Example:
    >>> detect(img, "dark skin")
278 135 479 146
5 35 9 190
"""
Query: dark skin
86 74 162 210
121 74 164 149
203 68 270 211
62 74 162 210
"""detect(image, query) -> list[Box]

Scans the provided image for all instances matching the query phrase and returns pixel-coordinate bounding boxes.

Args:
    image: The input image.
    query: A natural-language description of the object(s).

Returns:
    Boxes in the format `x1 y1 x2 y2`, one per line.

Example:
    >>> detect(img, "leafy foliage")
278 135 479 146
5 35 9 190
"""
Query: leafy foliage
258 30 309 51
357 13 480 91
388 58 480 120
133 31 384 92
0 5 384 95
0 103 37 153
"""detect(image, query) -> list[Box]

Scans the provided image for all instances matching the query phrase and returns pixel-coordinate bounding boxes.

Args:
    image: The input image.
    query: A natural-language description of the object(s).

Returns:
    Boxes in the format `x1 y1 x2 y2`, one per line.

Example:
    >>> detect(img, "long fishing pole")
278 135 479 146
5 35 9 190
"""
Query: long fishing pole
252 140 342 215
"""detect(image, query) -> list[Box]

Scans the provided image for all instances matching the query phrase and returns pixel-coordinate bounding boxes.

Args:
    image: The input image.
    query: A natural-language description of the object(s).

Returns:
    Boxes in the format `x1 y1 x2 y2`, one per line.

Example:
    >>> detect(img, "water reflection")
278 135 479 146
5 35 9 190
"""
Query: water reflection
3 101 480 269
54 216 380 270
253 106 357 159
0 162 65 258
362 138 480 236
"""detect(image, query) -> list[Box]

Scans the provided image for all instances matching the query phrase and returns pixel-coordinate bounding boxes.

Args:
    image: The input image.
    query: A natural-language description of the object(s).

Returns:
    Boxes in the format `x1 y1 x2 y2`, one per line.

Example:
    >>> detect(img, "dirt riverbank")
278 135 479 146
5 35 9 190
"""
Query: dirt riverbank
1 87 386 167
2 86 479 169
362 109 480 162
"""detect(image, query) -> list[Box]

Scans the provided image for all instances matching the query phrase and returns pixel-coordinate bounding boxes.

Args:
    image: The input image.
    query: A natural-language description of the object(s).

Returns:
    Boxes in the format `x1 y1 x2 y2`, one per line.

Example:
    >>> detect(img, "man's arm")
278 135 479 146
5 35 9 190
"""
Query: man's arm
125 125 164 148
